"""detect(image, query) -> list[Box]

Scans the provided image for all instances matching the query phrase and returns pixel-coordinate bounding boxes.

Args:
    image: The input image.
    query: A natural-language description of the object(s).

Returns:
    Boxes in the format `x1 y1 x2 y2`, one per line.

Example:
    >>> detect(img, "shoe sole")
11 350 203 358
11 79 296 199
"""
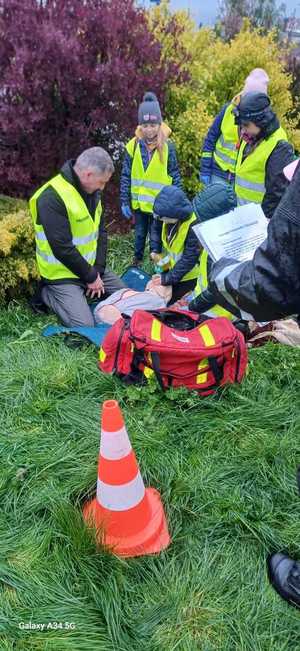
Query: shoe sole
267 553 300 609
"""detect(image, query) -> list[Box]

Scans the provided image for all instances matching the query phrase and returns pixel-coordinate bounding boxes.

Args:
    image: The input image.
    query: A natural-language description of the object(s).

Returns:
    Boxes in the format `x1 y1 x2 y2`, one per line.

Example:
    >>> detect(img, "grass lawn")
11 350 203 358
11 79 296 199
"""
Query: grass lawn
1 237 300 650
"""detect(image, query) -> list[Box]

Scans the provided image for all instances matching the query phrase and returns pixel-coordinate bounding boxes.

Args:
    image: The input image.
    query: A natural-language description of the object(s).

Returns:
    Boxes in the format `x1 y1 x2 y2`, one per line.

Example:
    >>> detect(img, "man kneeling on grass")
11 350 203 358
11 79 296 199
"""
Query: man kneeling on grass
30 147 125 327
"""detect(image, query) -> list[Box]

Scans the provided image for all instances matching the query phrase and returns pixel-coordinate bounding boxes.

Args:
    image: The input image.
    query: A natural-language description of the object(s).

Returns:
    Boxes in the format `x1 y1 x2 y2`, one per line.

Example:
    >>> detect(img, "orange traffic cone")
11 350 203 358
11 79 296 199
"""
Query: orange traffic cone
83 399 170 557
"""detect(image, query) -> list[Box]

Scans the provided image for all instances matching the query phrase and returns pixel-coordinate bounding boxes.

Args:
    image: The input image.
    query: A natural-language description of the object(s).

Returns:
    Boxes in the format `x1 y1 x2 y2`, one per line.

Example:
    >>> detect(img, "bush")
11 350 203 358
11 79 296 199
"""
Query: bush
200 24 298 129
160 14 300 195
0 0 184 230
0 204 37 304
172 100 212 195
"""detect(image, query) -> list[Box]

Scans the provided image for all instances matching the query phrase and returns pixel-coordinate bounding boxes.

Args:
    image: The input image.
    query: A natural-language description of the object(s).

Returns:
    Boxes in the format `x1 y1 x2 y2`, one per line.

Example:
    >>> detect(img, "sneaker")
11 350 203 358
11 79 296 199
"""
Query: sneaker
132 258 142 268
267 553 300 608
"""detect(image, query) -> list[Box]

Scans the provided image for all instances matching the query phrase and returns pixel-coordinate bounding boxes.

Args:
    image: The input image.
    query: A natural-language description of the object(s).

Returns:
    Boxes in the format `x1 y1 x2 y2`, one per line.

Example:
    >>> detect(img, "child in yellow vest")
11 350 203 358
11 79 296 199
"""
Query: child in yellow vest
199 68 269 186
120 92 181 266
150 186 201 304
232 91 294 218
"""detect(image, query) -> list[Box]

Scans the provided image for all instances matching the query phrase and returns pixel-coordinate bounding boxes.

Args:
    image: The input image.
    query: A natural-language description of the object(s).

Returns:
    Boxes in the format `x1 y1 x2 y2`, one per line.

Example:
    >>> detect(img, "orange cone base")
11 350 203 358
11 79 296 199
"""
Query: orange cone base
83 487 171 558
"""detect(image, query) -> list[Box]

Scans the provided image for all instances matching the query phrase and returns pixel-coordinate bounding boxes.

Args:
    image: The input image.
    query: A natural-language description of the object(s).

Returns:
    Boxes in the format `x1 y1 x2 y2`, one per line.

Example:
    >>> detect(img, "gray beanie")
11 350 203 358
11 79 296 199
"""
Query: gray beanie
138 92 162 125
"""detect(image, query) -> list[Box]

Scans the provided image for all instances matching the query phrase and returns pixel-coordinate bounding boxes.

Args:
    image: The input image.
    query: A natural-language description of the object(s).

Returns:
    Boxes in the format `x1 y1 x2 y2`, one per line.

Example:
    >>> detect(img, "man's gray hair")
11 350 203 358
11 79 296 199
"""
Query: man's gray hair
75 147 114 174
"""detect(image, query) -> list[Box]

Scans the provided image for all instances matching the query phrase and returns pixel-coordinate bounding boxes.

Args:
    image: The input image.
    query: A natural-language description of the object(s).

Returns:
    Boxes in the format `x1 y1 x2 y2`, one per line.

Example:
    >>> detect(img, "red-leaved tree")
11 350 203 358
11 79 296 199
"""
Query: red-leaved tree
0 0 186 225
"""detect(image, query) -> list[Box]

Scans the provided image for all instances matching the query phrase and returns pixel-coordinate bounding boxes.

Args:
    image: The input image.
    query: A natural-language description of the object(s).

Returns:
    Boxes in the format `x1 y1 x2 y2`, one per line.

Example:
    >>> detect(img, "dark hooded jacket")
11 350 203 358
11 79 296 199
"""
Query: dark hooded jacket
200 108 294 220
241 114 294 220
208 161 300 321
35 160 107 285
151 186 201 286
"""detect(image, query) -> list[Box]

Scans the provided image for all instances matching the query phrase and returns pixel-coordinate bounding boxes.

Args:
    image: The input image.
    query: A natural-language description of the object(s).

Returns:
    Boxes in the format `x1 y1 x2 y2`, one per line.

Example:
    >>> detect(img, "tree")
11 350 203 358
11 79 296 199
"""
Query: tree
218 0 286 40
0 0 183 206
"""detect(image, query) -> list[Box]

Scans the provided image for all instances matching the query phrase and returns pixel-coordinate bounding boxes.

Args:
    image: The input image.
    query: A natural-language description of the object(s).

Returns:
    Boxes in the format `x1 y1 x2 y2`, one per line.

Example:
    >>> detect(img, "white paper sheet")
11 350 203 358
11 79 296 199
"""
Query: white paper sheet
193 203 268 263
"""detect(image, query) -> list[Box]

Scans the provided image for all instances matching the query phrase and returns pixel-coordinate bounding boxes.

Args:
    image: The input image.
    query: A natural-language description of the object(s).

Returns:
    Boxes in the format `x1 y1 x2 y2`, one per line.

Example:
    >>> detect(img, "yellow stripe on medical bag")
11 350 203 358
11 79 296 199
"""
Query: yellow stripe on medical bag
151 319 162 342
144 366 154 379
196 358 208 384
99 347 106 363
199 324 215 347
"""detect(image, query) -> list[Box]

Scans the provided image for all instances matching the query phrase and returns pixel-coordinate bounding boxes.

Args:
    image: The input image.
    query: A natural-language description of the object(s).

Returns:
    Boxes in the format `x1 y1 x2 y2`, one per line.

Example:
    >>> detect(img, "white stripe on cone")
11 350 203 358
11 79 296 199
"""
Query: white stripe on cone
100 426 132 460
97 471 145 511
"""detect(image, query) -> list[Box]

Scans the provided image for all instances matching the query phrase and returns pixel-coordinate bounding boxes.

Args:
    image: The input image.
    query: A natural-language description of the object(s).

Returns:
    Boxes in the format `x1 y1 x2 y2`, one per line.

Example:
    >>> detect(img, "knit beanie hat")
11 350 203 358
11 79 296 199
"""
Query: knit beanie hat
233 91 274 128
243 68 269 95
138 92 162 125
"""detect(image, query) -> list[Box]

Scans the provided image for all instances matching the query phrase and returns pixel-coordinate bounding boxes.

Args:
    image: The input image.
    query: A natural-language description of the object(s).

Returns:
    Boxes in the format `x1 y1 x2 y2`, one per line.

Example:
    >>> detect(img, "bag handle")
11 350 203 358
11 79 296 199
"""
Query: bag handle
208 356 223 385
150 351 165 391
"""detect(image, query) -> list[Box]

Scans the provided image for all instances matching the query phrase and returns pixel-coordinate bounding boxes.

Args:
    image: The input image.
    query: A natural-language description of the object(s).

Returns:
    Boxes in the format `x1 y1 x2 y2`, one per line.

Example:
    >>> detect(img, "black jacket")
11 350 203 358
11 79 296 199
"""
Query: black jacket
241 117 294 220
209 161 300 321
262 140 294 219
36 160 107 284
151 186 201 286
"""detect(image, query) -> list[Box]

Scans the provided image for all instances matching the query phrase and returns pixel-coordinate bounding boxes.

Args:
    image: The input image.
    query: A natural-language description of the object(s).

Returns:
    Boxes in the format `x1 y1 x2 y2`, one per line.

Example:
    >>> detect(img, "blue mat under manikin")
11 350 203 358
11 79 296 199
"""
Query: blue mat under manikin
42 266 151 346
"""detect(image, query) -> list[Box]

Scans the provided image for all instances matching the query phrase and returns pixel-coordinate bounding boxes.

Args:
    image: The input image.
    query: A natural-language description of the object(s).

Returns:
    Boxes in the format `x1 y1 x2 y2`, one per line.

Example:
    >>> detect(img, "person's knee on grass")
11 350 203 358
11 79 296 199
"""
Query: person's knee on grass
29 146 124 327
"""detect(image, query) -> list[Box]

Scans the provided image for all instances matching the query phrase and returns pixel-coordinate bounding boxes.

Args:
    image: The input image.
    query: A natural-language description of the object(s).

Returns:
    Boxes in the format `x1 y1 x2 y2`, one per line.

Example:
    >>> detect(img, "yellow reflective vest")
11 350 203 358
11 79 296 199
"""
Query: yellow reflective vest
235 126 288 206
213 103 239 174
161 212 201 283
193 249 234 320
126 137 172 213
29 174 102 281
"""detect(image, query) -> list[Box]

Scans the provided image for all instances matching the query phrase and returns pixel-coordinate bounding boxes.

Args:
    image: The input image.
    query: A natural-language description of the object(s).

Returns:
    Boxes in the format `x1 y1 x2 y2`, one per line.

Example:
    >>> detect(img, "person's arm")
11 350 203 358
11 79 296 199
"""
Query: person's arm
160 225 201 286
200 165 300 321
37 188 97 283
167 141 182 188
150 218 163 254
262 140 294 219
120 150 133 206
199 104 228 180
94 212 108 277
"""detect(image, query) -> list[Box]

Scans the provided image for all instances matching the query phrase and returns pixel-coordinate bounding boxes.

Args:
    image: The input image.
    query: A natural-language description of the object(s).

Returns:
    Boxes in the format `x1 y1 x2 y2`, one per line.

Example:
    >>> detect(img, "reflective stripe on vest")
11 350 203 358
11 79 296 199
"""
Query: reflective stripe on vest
194 249 235 320
29 174 102 281
126 137 172 213
235 126 287 205
213 104 239 174
161 212 201 282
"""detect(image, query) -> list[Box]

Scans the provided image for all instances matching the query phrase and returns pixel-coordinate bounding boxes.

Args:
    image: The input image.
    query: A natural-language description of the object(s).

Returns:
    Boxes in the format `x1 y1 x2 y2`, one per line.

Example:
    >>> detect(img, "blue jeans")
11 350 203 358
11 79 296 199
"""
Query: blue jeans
134 210 153 261
211 173 234 186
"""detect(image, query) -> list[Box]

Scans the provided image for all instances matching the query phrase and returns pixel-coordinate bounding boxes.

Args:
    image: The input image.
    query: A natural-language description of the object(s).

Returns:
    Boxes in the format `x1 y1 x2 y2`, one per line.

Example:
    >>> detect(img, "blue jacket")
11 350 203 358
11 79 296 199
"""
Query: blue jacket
120 139 182 207
200 103 231 181
151 185 201 286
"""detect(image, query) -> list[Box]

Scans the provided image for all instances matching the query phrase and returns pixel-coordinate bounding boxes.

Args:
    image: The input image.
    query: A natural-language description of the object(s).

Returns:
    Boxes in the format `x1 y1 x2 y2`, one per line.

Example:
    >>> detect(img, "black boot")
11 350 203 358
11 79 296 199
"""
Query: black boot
267 553 300 608
28 282 49 315
131 257 142 268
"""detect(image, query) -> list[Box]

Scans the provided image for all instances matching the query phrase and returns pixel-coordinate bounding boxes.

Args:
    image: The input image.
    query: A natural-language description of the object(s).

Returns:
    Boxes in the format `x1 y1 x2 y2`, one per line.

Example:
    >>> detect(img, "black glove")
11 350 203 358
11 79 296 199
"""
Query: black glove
189 289 216 313
189 287 242 319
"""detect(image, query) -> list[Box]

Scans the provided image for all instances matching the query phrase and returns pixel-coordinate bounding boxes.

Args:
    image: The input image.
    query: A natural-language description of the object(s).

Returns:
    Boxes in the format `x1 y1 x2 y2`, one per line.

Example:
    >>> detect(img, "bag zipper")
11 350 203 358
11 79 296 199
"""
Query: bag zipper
112 320 129 373
234 336 241 382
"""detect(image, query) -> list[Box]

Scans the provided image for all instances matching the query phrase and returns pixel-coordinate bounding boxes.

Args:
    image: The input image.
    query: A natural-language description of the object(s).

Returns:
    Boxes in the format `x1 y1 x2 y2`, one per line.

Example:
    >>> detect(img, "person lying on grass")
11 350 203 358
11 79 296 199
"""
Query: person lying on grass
94 281 172 325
